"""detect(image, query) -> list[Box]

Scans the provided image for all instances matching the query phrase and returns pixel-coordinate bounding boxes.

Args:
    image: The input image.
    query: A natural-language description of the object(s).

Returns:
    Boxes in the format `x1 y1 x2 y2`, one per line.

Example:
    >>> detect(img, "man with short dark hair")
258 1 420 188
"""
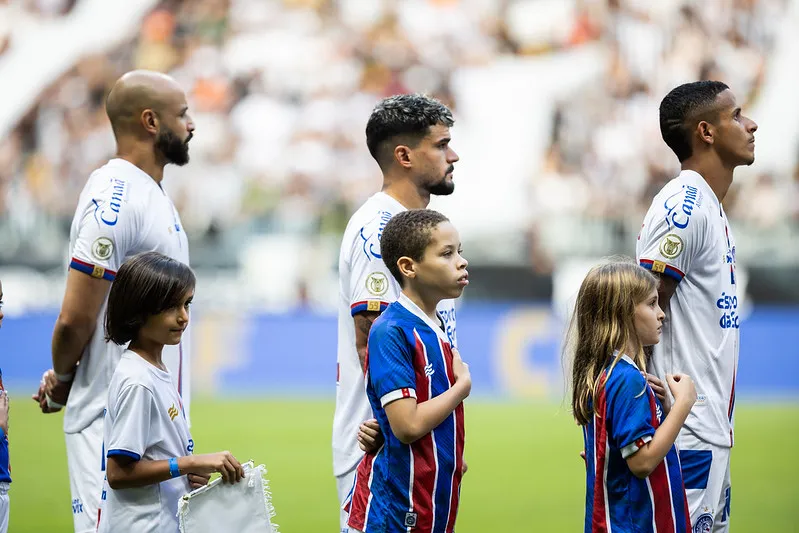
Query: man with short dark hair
333 94 460 532
637 81 757 532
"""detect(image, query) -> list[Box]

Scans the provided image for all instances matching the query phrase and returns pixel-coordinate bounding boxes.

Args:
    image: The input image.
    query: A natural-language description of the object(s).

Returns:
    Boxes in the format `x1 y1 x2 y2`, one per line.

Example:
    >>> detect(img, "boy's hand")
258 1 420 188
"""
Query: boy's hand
357 418 384 453
187 472 211 489
462 460 468 476
188 451 245 484
451 348 471 393
643 372 671 415
0 391 8 435
666 374 697 407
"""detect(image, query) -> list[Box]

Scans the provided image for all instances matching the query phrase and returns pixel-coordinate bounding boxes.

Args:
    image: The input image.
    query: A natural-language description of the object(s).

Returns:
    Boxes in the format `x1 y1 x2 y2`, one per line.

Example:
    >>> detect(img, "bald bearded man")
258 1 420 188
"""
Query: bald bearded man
32 70 195 532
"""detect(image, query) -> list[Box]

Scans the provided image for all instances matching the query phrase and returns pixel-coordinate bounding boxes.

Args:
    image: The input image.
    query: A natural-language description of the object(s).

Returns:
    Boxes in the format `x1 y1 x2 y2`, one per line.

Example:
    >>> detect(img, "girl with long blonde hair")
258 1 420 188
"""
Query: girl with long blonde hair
568 260 696 533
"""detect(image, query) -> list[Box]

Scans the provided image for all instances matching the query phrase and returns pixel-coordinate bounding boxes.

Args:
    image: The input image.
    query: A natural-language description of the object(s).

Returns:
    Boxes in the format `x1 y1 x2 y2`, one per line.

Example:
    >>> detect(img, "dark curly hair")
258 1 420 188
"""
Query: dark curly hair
366 94 454 169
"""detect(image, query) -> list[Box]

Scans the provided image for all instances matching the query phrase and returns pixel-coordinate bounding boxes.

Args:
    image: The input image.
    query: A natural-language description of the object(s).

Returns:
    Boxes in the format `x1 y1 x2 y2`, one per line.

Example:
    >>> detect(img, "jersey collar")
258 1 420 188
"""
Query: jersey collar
107 158 160 187
374 192 407 213
397 293 451 344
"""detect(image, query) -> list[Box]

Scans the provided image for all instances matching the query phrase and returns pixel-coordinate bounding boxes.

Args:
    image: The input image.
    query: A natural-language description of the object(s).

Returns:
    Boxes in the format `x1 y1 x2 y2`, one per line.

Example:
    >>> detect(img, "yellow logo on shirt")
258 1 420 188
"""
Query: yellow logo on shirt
651 260 667 274
90 265 106 279
168 405 179 421
366 300 381 312
659 233 684 259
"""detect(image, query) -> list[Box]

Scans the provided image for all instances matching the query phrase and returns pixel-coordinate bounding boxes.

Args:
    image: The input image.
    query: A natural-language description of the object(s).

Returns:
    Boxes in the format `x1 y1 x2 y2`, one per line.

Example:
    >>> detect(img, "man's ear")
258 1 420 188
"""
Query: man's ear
141 109 159 135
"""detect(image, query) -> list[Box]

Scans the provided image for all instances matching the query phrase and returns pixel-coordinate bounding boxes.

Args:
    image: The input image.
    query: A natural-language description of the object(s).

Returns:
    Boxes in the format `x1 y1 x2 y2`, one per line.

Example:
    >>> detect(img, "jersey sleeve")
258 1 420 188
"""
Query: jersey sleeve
636 192 707 282
347 214 401 316
106 384 155 461
368 322 417 407
70 179 141 282
606 368 657 459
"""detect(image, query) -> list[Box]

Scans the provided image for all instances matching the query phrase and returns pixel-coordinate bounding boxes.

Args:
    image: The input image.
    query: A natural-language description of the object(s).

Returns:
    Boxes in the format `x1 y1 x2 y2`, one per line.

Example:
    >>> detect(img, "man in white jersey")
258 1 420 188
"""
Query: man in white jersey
334 94 460 532
31 70 195 533
637 81 757 533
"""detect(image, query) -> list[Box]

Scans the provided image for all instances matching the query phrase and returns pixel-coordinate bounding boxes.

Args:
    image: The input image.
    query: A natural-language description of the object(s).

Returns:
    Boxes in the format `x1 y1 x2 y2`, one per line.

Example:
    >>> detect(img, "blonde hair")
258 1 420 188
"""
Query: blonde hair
568 259 658 426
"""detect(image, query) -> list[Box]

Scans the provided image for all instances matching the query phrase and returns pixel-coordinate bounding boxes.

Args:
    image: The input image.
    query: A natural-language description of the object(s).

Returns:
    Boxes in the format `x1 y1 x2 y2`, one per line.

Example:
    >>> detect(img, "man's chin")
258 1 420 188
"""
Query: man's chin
429 182 455 196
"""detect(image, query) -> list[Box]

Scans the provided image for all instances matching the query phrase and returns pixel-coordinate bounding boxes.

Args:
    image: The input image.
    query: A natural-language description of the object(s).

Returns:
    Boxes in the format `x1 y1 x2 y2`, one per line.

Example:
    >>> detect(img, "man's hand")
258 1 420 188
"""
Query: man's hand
32 369 69 413
0 391 9 434
462 459 468 476
357 418 384 453
188 472 211 490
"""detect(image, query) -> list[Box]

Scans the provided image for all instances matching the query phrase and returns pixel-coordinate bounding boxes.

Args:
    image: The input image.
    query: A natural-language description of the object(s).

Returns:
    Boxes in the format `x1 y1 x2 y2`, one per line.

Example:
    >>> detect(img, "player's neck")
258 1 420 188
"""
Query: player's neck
402 286 441 322
116 143 165 184
128 339 167 371
382 177 430 210
681 159 734 203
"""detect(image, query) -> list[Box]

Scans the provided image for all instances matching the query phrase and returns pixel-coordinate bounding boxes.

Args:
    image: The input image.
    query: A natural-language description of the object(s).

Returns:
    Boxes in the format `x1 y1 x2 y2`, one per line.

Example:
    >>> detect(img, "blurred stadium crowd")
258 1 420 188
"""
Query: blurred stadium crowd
0 0 797 279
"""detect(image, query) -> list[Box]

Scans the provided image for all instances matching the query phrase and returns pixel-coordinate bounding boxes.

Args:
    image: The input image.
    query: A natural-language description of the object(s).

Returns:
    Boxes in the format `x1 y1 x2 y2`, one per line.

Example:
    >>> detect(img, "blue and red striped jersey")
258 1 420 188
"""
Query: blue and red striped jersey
583 355 690 533
347 294 465 533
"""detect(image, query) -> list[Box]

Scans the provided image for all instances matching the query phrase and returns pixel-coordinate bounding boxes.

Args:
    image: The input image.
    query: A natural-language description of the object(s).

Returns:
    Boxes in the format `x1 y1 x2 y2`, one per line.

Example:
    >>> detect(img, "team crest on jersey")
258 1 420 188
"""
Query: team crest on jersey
91 237 114 261
168 404 179 421
404 512 418 528
659 233 684 259
366 272 389 296
693 512 713 533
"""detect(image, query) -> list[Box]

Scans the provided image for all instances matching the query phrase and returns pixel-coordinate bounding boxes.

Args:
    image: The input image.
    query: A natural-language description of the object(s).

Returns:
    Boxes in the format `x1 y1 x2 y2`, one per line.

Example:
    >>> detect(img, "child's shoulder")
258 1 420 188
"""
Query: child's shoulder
110 351 157 393
604 357 647 394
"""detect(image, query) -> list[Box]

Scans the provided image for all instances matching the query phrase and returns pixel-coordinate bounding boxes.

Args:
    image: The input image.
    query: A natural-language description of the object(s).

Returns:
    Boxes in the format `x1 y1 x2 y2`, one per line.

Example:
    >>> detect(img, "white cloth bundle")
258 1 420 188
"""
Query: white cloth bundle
177 461 278 533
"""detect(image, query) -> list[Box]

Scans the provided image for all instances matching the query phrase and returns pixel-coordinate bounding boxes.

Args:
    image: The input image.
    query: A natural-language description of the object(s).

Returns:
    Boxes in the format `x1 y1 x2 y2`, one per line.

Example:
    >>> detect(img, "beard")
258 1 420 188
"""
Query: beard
156 126 191 166
427 166 455 196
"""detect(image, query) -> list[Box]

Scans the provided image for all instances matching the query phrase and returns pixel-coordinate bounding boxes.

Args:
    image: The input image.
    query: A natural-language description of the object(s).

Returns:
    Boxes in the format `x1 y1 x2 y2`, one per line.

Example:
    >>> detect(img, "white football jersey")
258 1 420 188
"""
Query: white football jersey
64 158 191 434
97 350 193 533
637 170 739 447
332 192 458 476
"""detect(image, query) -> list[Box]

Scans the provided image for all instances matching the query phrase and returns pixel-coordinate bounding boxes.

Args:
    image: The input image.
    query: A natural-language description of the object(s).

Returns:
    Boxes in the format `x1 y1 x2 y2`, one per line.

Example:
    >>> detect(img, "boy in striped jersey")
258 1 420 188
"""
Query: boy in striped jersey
346 209 470 533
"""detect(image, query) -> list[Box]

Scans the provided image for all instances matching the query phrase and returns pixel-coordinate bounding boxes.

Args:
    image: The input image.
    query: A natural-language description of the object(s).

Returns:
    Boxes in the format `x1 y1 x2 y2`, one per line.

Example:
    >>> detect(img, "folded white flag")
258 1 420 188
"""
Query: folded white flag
177 461 278 533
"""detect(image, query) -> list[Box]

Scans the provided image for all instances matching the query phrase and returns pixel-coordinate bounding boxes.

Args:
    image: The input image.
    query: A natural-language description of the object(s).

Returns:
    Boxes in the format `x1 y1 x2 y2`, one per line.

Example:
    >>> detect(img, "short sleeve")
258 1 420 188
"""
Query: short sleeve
70 178 140 282
636 188 707 282
348 213 401 315
106 384 155 461
368 323 417 407
606 369 656 459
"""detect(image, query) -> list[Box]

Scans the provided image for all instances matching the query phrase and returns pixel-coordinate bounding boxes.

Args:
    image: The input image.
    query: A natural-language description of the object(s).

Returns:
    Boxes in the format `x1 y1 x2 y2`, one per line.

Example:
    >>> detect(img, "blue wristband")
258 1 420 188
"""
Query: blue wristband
168 457 180 478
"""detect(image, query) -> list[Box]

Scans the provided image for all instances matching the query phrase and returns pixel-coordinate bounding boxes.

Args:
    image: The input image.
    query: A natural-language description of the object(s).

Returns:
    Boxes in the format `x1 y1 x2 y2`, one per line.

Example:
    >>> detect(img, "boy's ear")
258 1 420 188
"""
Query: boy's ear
397 256 416 281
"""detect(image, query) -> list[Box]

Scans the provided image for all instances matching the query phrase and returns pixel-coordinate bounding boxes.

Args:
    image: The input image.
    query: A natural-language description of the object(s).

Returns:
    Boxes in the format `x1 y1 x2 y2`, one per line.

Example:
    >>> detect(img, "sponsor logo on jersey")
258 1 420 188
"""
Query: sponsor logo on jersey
91 237 114 261
168 404 179 421
716 291 740 329
659 233 684 259
359 210 393 260
424 363 435 377
366 272 389 296
404 512 418 528
663 185 700 229
72 498 84 515
92 178 128 227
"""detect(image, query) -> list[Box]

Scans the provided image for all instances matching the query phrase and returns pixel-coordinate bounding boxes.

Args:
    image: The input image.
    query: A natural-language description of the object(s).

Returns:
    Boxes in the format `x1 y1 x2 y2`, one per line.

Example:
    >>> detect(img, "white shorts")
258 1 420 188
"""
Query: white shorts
677 432 731 533
0 482 9 533
336 465 358 533
65 416 104 533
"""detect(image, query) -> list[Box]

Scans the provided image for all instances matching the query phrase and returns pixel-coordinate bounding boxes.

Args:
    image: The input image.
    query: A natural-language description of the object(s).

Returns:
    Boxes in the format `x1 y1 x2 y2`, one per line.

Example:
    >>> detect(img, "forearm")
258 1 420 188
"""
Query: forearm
356 347 368 372
628 401 691 477
51 316 95 374
107 456 193 489
392 383 468 444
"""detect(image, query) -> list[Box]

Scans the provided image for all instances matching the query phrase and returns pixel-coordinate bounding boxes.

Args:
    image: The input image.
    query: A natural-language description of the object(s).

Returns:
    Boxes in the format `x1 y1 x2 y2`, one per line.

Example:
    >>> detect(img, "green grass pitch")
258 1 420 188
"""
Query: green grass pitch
5 397 798 531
